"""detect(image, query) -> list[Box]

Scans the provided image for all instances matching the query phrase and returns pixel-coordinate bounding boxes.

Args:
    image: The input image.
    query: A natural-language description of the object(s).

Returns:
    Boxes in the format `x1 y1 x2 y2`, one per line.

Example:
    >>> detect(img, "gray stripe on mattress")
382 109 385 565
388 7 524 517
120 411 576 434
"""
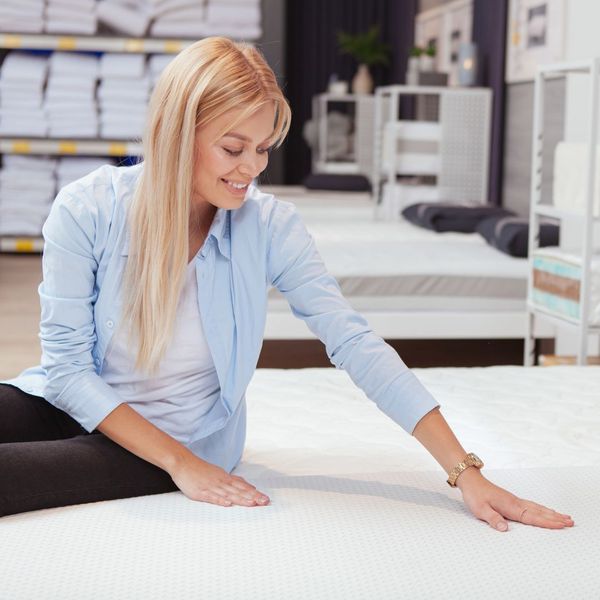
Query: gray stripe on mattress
268 275 527 299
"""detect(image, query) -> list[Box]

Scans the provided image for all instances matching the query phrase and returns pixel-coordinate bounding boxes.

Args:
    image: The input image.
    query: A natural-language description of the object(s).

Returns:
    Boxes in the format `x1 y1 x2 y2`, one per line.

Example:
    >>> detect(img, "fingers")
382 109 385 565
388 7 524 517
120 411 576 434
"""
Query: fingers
485 496 574 531
510 502 574 529
477 503 510 532
219 476 270 507
525 500 573 522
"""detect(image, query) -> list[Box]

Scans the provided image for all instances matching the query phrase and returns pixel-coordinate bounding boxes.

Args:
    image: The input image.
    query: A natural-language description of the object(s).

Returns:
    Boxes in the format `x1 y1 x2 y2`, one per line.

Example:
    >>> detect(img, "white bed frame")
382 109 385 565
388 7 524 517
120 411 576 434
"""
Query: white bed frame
260 186 555 342
264 308 554 340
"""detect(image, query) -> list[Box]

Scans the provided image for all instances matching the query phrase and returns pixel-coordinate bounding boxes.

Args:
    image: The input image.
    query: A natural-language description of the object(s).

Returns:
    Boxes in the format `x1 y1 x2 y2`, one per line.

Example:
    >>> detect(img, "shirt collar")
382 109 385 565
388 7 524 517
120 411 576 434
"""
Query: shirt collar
204 207 231 259
120 207 230 259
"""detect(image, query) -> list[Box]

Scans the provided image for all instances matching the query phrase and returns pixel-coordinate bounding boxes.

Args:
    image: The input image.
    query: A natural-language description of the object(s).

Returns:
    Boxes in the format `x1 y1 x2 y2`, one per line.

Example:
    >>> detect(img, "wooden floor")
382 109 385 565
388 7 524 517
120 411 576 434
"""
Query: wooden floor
0 254 43 379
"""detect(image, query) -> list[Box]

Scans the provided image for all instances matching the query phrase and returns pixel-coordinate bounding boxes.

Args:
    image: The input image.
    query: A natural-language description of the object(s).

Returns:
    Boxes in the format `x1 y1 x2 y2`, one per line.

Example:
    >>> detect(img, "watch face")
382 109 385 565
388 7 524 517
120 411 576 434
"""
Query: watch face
470 453 483 467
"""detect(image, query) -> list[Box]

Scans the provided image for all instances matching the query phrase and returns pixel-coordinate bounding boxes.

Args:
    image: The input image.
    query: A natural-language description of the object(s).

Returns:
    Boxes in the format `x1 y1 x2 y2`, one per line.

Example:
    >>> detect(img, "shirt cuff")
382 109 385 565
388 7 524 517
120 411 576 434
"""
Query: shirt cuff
52 370 124 432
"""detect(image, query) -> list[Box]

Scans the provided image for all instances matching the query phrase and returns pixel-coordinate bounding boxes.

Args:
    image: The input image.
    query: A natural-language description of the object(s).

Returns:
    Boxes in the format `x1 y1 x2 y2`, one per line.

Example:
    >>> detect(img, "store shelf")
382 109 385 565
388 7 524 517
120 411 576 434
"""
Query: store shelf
0 33 195 54
0 138 142 156
525 58 600 365
0 236 44 253
526 302 600 333
534 204 600 222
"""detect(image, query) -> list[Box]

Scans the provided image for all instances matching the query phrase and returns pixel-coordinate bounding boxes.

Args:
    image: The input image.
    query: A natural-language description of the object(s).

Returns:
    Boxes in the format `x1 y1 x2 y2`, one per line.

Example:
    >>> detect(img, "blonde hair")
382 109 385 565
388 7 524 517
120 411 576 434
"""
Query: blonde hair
120 37 291 375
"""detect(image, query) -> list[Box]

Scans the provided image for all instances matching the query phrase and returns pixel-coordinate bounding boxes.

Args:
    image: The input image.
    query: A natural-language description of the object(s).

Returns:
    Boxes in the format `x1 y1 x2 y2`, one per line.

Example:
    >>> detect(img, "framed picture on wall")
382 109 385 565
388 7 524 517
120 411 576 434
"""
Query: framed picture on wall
415 0 473 86
506 0 566 83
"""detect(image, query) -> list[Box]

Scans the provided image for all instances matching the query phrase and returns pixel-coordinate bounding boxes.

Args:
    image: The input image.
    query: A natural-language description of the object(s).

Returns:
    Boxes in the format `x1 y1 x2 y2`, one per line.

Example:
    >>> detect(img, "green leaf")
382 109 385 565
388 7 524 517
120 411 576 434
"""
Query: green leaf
335 24 391 67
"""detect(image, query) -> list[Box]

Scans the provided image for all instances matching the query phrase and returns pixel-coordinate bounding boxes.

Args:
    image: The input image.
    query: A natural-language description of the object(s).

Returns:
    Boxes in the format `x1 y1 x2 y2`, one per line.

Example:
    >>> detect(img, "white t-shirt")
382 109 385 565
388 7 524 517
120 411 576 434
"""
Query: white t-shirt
102 260 220 444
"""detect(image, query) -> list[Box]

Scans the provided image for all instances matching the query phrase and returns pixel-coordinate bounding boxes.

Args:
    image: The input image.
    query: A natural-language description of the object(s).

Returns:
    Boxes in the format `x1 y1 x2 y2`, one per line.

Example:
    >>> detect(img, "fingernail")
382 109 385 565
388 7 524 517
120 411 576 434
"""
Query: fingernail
497 522 508 531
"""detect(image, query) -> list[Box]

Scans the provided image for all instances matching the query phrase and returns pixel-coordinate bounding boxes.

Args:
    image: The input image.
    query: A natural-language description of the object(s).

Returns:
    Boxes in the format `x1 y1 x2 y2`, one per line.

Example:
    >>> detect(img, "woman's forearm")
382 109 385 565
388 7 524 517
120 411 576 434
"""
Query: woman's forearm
96 403 196 474
412 407 484 490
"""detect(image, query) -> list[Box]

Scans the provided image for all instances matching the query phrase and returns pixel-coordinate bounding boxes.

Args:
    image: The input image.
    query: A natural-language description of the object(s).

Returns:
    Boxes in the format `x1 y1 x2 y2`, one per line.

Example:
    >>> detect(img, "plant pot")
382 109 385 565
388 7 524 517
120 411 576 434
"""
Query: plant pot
419 54 435 72
351 64 373 94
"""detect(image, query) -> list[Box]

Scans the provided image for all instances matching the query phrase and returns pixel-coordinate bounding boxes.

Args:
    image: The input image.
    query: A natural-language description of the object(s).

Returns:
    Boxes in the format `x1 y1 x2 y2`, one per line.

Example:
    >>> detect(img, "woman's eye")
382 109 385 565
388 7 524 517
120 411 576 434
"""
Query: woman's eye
223 147 272 156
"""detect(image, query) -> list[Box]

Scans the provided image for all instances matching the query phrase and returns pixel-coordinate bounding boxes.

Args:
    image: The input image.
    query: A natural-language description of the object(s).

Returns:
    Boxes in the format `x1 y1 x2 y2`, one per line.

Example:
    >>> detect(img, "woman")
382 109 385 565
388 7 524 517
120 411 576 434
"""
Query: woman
0 37 573 531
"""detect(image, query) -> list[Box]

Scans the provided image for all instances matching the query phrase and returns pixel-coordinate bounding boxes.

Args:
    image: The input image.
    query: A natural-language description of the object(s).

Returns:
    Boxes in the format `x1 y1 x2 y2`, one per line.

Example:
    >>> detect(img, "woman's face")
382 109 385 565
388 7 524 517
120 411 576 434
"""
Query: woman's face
192 103 276 211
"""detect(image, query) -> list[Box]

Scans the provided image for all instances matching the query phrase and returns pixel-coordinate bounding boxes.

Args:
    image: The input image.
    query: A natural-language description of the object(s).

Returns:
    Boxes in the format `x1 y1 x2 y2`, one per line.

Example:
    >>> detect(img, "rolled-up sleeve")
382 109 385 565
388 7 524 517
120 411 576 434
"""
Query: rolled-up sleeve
266 201 440 435
39 189 124 432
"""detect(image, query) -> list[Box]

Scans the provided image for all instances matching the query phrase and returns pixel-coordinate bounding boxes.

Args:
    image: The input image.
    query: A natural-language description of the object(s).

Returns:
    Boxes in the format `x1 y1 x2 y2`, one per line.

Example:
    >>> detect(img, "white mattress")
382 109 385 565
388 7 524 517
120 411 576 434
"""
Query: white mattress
2 366 599 599
263 188 528 313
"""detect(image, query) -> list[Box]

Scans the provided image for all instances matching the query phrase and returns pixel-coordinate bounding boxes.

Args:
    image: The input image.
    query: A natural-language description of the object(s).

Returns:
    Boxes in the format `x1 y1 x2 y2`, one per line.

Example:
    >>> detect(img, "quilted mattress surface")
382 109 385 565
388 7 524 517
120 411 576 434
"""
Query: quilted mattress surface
2 366 599 599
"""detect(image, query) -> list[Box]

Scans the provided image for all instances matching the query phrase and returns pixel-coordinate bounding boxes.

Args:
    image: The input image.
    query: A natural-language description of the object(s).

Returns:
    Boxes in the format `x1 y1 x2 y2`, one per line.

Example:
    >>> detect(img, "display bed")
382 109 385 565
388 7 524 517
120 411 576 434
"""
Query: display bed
2 366 599 599
261 187 555 340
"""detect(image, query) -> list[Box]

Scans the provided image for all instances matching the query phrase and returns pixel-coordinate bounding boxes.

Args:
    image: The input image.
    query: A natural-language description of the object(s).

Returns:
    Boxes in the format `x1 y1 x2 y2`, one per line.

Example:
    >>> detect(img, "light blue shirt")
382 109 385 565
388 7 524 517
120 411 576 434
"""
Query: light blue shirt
2 162 440 472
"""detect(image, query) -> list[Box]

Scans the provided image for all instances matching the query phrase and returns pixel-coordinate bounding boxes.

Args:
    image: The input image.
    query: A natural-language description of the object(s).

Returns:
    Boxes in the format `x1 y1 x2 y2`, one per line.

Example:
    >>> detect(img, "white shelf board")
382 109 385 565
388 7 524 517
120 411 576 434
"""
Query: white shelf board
314 161 360 175
527 302 600 332
265 309 555 340
0 32 195 53
0 236 44 253
534 204 600 222
0 138 142 156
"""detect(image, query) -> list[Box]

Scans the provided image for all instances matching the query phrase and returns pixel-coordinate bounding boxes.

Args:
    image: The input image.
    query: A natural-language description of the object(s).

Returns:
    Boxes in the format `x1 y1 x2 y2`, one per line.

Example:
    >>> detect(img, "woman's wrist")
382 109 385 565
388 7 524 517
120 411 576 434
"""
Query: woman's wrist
162 446 199 476
454 465 484 491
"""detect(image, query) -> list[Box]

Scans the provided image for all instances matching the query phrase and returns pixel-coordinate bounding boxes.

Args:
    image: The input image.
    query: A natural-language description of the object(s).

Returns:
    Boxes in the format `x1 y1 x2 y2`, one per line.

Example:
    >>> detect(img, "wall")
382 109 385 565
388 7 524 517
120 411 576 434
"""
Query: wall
564 0 600 143
419 0 454 11
502 78 565 215
257 0 286 184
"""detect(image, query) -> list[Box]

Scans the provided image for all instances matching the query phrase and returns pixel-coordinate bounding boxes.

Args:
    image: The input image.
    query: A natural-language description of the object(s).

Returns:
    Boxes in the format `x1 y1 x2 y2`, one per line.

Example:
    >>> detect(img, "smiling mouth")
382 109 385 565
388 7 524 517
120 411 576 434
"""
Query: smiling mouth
221 178 249 190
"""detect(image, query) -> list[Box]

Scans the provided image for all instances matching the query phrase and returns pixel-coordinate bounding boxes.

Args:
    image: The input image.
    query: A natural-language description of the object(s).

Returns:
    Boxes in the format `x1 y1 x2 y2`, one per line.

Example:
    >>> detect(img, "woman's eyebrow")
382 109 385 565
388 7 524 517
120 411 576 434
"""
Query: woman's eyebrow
223 132 273 144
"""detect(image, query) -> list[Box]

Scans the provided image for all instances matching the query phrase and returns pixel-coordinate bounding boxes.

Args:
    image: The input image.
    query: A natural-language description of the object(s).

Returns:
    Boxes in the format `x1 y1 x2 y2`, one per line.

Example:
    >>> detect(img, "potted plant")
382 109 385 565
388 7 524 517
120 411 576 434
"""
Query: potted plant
407 46 423 82
336 25 390 94
420 42 436 72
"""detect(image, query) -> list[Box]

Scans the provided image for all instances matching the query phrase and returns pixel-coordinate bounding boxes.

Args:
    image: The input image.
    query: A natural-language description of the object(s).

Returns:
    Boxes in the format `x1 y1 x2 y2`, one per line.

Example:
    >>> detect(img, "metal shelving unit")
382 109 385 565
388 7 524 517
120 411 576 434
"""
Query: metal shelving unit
524 58 600 366
312 92 374 176
0 138 142 156
0 33 194 54
0 33 186 252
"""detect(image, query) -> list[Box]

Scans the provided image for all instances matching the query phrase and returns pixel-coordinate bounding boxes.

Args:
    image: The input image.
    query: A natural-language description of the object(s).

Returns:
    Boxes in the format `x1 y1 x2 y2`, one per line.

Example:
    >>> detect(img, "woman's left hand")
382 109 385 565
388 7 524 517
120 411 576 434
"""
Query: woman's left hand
457 468 575 532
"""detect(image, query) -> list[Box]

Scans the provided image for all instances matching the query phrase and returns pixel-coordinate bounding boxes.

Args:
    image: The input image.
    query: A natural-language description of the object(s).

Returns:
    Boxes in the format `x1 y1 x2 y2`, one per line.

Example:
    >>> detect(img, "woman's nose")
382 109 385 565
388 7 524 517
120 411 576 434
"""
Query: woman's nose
239 155 266 178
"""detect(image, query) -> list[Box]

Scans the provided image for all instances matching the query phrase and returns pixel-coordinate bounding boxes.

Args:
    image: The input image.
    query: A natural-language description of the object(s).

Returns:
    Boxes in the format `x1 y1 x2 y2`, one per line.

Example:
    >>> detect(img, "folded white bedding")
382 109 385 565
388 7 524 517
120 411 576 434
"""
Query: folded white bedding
0 93 42 109
206 3 260 24
45 18 98 35
159 6 206 22
48 0 96 10
2 155 57 171
98 87 149 104
0 120 47 137
100 53 147 80
100 123 144 139
0 19 44 33
97 1 151 37
0 52 48 85
149 19 212 37
46 6 97 23
152 0 202 17
0 5 43 19
49 52 100 79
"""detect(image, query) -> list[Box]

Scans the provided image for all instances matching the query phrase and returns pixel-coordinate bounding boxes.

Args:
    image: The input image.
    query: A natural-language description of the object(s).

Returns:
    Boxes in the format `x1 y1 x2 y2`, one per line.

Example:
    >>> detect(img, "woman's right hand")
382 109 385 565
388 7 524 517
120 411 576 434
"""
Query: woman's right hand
168 452 270 508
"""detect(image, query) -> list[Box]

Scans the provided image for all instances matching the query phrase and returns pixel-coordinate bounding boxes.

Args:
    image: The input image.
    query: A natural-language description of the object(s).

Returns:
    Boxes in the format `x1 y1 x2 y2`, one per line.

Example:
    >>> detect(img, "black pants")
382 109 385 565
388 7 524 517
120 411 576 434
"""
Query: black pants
0 384 178 518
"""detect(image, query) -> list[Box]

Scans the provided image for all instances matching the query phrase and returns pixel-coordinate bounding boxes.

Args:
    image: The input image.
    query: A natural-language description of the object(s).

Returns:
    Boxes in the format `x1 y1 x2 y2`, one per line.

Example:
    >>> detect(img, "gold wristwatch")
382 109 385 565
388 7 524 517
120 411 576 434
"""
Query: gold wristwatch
446 453 484 487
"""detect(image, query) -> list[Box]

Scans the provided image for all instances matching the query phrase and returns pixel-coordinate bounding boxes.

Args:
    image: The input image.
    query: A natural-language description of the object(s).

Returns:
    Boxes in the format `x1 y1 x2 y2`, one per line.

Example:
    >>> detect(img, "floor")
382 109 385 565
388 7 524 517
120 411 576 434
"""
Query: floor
0 254 42 379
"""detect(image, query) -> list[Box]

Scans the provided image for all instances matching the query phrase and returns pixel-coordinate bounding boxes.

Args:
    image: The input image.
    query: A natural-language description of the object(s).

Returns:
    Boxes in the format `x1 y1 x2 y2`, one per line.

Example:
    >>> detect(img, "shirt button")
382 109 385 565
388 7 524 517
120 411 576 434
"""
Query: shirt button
95 358 101 366
106 320 114 328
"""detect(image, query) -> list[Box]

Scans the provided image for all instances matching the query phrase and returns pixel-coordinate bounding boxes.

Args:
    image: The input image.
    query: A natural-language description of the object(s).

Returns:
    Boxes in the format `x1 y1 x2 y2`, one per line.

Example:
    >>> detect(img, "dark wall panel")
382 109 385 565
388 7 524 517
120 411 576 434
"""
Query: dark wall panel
284 0 417 184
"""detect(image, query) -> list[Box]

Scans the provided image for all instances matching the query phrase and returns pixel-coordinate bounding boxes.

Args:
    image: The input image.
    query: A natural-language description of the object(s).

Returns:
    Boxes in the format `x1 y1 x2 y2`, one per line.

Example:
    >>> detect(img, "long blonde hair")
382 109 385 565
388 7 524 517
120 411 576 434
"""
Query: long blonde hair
120 37 291 375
